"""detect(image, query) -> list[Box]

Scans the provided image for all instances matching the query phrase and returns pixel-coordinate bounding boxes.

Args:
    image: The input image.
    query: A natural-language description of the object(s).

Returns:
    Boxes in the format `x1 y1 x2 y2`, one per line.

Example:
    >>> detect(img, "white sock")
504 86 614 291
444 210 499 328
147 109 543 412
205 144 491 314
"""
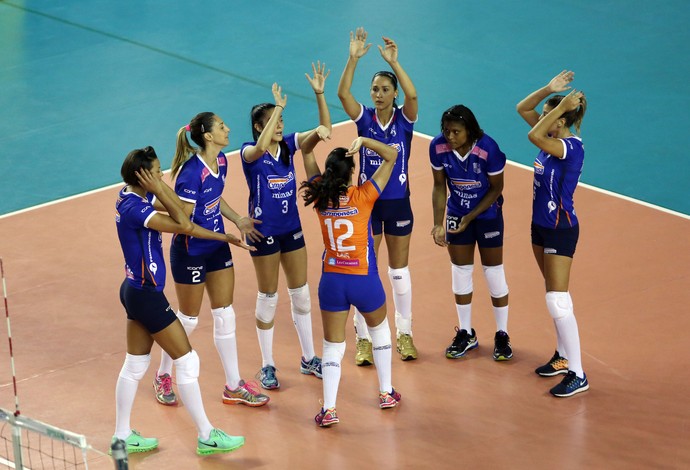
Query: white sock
493 305 509 333
388 267 412 335
456 303 472 333
554 320 566 358
174 351 213 440
212 305 241 389
369 318 393 393
256 326 275 367
353 308 370 340
547 292 584 378
322 340 345 410
158 311 197 376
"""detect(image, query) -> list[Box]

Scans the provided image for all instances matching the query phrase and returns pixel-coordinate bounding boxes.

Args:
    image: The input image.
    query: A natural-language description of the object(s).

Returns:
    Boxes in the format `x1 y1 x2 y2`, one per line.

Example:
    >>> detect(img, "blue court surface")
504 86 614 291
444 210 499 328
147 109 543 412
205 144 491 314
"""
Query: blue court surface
1 0 689 216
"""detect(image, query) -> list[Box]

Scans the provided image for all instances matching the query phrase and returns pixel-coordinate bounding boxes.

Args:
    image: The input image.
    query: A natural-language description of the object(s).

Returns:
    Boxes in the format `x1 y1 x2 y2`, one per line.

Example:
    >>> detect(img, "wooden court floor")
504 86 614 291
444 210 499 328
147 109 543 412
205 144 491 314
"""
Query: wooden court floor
1 124 689 469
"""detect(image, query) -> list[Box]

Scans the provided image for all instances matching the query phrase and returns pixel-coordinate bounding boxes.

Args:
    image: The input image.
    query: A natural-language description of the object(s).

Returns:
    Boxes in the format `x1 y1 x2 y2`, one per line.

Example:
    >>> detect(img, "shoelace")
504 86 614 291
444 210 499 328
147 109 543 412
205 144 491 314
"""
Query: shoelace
159 375 173 395
242 381 263 396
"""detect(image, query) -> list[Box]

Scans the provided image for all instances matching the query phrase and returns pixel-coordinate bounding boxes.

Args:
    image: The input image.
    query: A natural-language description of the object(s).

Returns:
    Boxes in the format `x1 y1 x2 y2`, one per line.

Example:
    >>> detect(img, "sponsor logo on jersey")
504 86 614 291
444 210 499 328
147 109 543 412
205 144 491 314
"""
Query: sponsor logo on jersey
293 231 304 240
201 167 211 184
321 207 359 217
328 258 360 267
203 196 221 216
484 231 500 239
473 163 482 174
547 201 557 213
115 210 121 223
396 220 411 228
544 248 557 254
218 155 227 167
534 161 544 175
450 179 482 190
267 171 294 190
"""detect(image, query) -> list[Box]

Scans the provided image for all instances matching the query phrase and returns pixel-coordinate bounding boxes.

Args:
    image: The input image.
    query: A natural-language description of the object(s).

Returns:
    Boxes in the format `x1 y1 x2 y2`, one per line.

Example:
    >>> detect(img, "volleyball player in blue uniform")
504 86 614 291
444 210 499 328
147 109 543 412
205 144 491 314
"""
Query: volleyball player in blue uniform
517 70 589 397
338 27 419 364
430 105 512 361
114 146 247 455
240 63 331 390
154 112 270 408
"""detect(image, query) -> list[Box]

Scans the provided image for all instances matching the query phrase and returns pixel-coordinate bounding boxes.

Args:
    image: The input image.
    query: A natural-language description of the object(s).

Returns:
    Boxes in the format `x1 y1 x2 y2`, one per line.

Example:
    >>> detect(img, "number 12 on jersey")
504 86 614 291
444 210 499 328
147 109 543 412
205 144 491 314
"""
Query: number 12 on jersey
323 218 355 252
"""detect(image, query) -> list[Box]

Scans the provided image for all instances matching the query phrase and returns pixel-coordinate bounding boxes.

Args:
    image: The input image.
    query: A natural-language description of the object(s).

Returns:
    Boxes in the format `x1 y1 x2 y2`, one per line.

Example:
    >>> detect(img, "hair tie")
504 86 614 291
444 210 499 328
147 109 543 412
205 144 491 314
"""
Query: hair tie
185 124 191 132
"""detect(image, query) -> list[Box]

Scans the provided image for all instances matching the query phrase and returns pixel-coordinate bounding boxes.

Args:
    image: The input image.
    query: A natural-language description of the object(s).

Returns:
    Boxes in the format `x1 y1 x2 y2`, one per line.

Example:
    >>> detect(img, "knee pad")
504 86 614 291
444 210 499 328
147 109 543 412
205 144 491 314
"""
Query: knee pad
174 350 200 385
288 284 311 315
119 353 150 381
546 291 573 320
368 317 392 348
452 264 474 295
176 311 198 336
322 340 346 362
211 305 236 340
387 267 411 295
255 292 278 323
482 265 509 298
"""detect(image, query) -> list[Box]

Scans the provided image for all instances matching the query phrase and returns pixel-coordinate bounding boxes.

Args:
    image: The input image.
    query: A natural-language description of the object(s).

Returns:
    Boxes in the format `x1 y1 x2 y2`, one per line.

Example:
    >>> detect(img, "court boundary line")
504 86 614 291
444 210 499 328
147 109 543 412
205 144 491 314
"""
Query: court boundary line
1 123 687 221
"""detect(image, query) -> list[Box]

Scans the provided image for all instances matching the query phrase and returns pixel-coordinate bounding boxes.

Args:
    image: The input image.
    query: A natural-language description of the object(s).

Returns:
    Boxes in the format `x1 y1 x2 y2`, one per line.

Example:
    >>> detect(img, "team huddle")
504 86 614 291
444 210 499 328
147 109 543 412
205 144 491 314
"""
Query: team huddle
113 27 588 457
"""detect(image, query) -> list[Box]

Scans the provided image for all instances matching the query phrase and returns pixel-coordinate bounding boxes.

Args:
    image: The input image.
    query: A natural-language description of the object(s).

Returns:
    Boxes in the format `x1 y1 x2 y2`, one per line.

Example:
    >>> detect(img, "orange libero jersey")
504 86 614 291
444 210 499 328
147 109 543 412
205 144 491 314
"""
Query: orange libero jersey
316 180 381 275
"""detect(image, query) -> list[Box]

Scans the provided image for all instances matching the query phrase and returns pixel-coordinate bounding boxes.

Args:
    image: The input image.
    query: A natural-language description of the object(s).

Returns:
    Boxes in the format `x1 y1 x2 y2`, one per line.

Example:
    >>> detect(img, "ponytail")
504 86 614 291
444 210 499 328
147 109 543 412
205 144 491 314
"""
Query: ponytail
171 112 216 179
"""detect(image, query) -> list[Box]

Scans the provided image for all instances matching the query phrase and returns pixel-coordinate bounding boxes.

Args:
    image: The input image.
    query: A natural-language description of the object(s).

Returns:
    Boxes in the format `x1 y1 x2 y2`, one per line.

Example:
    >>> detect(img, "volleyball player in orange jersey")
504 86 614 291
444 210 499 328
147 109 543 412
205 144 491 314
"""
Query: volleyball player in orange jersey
299 134 402 427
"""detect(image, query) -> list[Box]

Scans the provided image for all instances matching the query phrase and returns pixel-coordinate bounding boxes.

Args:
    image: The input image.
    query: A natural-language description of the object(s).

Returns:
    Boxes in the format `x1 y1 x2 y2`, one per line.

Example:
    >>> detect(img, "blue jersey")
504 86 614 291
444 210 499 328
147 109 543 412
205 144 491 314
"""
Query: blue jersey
354 105 415 200
429 133 506 219
240 133 301 237
172 153 227 256
115 188 166 291
532 136 584 228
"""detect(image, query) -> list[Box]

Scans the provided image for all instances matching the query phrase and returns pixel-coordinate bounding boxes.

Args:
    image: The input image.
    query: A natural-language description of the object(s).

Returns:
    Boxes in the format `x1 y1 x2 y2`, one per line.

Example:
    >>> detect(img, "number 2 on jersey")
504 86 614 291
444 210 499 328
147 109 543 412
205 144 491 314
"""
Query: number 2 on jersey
324 218 354 252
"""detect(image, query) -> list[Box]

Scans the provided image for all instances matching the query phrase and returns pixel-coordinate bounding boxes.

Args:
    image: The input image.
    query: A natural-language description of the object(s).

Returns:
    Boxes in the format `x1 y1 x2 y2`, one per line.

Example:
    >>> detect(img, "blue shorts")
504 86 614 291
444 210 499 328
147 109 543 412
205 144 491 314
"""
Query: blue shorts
318 271 386 313
119 280 177 334
371 197 414 236
446 211 504 248
248 226 306 257
531 223 579 258
170 243 233 284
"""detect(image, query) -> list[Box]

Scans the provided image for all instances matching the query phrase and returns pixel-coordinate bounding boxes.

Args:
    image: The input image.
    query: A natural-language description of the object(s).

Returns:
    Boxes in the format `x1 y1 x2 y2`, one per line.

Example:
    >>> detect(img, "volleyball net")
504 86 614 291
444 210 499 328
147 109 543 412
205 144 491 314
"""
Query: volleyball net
0 407 89 469
0 257 127 469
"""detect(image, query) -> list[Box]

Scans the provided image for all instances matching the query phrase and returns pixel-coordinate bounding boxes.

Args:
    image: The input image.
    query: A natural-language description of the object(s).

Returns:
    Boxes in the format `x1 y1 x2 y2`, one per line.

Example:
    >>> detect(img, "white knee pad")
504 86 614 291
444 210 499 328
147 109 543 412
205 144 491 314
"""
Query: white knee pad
546 291 573 320
211 305 236 340
482 265 509 298
452 264 474 295
368 317 392 348
119 353 150 381
288 284 311 315
323 340 346 362
387 267 411 295
255 292 278 323
176 311 198 336
174 350 200 385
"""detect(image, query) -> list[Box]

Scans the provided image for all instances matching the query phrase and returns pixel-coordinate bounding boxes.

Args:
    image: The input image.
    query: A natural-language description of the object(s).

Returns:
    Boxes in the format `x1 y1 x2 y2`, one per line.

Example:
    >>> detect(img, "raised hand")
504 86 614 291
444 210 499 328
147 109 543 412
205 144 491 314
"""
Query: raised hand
272 83 287 108
305 61 330 94
349 27 372 59
378 36 398 64
547 70 574 93
558 89 585 112
346 136 364 156
315 125 331 141
135 168 163 195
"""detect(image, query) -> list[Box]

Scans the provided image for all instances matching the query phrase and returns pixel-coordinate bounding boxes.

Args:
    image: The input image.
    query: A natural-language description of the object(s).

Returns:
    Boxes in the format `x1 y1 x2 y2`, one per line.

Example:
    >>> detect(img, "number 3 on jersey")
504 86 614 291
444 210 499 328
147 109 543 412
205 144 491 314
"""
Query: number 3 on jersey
324 218 354 252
